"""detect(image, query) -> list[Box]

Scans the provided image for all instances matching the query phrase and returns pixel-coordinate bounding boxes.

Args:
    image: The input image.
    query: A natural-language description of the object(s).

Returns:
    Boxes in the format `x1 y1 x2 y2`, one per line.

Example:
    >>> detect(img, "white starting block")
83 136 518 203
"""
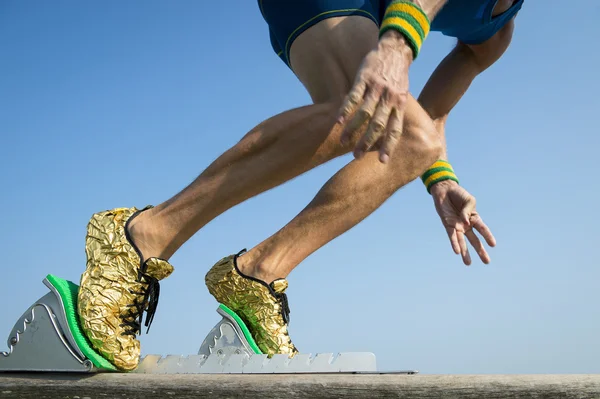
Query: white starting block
0 275 415 374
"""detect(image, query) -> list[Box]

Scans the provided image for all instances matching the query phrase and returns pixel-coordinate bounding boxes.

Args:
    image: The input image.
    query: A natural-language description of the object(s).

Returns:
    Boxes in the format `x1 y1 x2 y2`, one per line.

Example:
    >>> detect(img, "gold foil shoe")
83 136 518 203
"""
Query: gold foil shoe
77 206 174 371
205 250 297 356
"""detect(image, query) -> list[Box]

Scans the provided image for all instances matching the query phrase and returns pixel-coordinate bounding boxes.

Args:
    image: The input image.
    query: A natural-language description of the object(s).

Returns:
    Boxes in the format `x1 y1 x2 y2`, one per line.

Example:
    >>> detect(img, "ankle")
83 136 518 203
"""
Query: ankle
236 252 283 284
127 209 171 262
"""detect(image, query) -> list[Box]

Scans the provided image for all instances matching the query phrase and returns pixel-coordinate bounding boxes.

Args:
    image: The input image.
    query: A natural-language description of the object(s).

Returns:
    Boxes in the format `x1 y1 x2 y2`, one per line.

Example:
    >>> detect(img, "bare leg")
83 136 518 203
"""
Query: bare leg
128 17 378 261
234 0 519 281
237 96 442 282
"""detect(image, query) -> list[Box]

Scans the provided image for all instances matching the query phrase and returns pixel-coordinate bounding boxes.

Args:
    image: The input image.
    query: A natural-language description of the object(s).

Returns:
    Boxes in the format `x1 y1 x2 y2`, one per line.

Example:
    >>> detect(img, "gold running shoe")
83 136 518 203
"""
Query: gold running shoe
205 250 297 356
77 206 174 371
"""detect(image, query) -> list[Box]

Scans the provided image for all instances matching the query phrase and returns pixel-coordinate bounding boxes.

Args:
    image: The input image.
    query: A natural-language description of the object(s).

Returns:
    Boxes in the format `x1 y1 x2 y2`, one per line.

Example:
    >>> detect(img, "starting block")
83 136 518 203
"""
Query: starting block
0 275 415 374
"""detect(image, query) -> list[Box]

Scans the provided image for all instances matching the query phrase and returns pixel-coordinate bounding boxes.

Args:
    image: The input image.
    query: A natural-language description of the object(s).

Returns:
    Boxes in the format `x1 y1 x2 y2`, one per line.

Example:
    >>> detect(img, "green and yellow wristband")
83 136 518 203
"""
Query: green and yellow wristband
421 160 459 194
379 0 431 59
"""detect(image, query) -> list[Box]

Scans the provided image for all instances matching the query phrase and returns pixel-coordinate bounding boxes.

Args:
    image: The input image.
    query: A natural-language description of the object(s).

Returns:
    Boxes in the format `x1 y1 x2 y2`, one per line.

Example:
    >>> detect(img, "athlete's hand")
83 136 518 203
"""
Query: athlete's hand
338 30 414 164
430 180 496 265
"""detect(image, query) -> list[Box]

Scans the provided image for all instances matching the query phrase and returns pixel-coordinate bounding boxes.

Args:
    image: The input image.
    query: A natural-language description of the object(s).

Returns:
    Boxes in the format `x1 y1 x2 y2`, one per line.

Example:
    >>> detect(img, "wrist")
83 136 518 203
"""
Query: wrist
429 179 459 196
421 160 459 194
379 0 431 60
379 30 414 62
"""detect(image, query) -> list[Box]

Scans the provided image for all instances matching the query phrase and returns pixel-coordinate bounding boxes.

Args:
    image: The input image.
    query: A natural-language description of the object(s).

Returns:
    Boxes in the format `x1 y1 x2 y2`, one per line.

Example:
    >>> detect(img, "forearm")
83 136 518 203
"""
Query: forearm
418 21 516 160
417 44 482 159
419 44 482 120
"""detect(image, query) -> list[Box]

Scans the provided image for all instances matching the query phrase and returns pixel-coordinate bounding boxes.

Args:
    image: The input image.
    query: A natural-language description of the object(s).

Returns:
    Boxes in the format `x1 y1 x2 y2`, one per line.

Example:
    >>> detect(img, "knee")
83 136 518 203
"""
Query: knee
402 121 444 170
325 101 444 164
418 126 444 166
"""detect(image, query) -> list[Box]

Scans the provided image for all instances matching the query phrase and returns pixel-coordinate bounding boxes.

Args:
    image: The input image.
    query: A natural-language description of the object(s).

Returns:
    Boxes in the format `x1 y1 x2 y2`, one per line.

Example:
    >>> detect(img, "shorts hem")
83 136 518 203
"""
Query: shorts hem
282 9 378 67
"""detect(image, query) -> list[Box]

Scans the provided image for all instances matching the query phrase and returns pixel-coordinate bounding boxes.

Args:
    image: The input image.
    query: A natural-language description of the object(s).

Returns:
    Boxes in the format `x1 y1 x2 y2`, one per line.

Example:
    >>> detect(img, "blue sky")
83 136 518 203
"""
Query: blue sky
0 1 598 374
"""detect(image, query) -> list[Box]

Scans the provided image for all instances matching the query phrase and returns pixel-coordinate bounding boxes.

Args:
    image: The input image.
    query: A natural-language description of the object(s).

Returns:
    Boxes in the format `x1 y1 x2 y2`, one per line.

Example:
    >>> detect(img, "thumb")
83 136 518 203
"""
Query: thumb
461 195 476 227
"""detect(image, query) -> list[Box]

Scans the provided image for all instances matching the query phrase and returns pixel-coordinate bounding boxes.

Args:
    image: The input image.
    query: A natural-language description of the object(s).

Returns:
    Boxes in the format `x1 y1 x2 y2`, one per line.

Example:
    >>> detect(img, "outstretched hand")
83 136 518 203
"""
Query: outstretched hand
430 180 496 265
338 31 414 164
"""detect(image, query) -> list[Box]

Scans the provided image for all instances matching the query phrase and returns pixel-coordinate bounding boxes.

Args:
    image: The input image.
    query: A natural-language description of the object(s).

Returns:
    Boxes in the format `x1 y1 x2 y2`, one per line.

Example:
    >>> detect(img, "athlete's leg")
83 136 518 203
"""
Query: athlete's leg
203 14 441 356
126 17 379 262
232 1 521 282
236 23 443 283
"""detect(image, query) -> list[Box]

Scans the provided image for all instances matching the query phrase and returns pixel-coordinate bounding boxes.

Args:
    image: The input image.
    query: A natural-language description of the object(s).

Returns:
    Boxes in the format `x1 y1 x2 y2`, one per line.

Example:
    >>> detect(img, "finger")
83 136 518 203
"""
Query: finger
343 86 381 147
466 230 490 264
458 231 471 266
446 227 461 255
379 107 404 164
471 216 496 247
338 80 367 125
343 109 371 146
355 100 391 159
373 134 385 150
461 197 477 227
338 81 367 144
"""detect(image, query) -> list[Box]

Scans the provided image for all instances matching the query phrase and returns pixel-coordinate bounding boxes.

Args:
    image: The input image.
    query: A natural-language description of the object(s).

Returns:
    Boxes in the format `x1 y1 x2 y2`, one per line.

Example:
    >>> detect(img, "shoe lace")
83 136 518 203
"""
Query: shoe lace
274 291 291 325
120 267 161 336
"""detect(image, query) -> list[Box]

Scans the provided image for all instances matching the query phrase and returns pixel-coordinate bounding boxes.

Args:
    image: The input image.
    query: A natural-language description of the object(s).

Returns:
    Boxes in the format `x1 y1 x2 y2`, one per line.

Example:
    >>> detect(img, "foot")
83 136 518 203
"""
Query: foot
125 207 170 263
77 206 175 371
205 250 297 356
235 250 284 284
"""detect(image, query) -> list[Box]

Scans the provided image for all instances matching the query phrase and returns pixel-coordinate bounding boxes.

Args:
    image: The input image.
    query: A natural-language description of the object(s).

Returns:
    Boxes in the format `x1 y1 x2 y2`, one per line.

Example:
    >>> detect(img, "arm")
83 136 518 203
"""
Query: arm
338 0 450 163
417 21 515 265
418 20 516 159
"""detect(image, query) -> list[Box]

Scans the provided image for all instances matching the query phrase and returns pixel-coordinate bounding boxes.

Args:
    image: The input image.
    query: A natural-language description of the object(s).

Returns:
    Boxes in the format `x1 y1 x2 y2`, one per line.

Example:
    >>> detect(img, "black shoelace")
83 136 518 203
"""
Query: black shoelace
274 291 291 324
120 268 161 336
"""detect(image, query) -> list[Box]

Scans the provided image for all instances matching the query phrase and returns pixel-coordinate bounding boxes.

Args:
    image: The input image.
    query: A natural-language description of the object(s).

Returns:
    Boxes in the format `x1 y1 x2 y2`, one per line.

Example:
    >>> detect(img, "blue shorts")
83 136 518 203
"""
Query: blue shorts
258 0 524 67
